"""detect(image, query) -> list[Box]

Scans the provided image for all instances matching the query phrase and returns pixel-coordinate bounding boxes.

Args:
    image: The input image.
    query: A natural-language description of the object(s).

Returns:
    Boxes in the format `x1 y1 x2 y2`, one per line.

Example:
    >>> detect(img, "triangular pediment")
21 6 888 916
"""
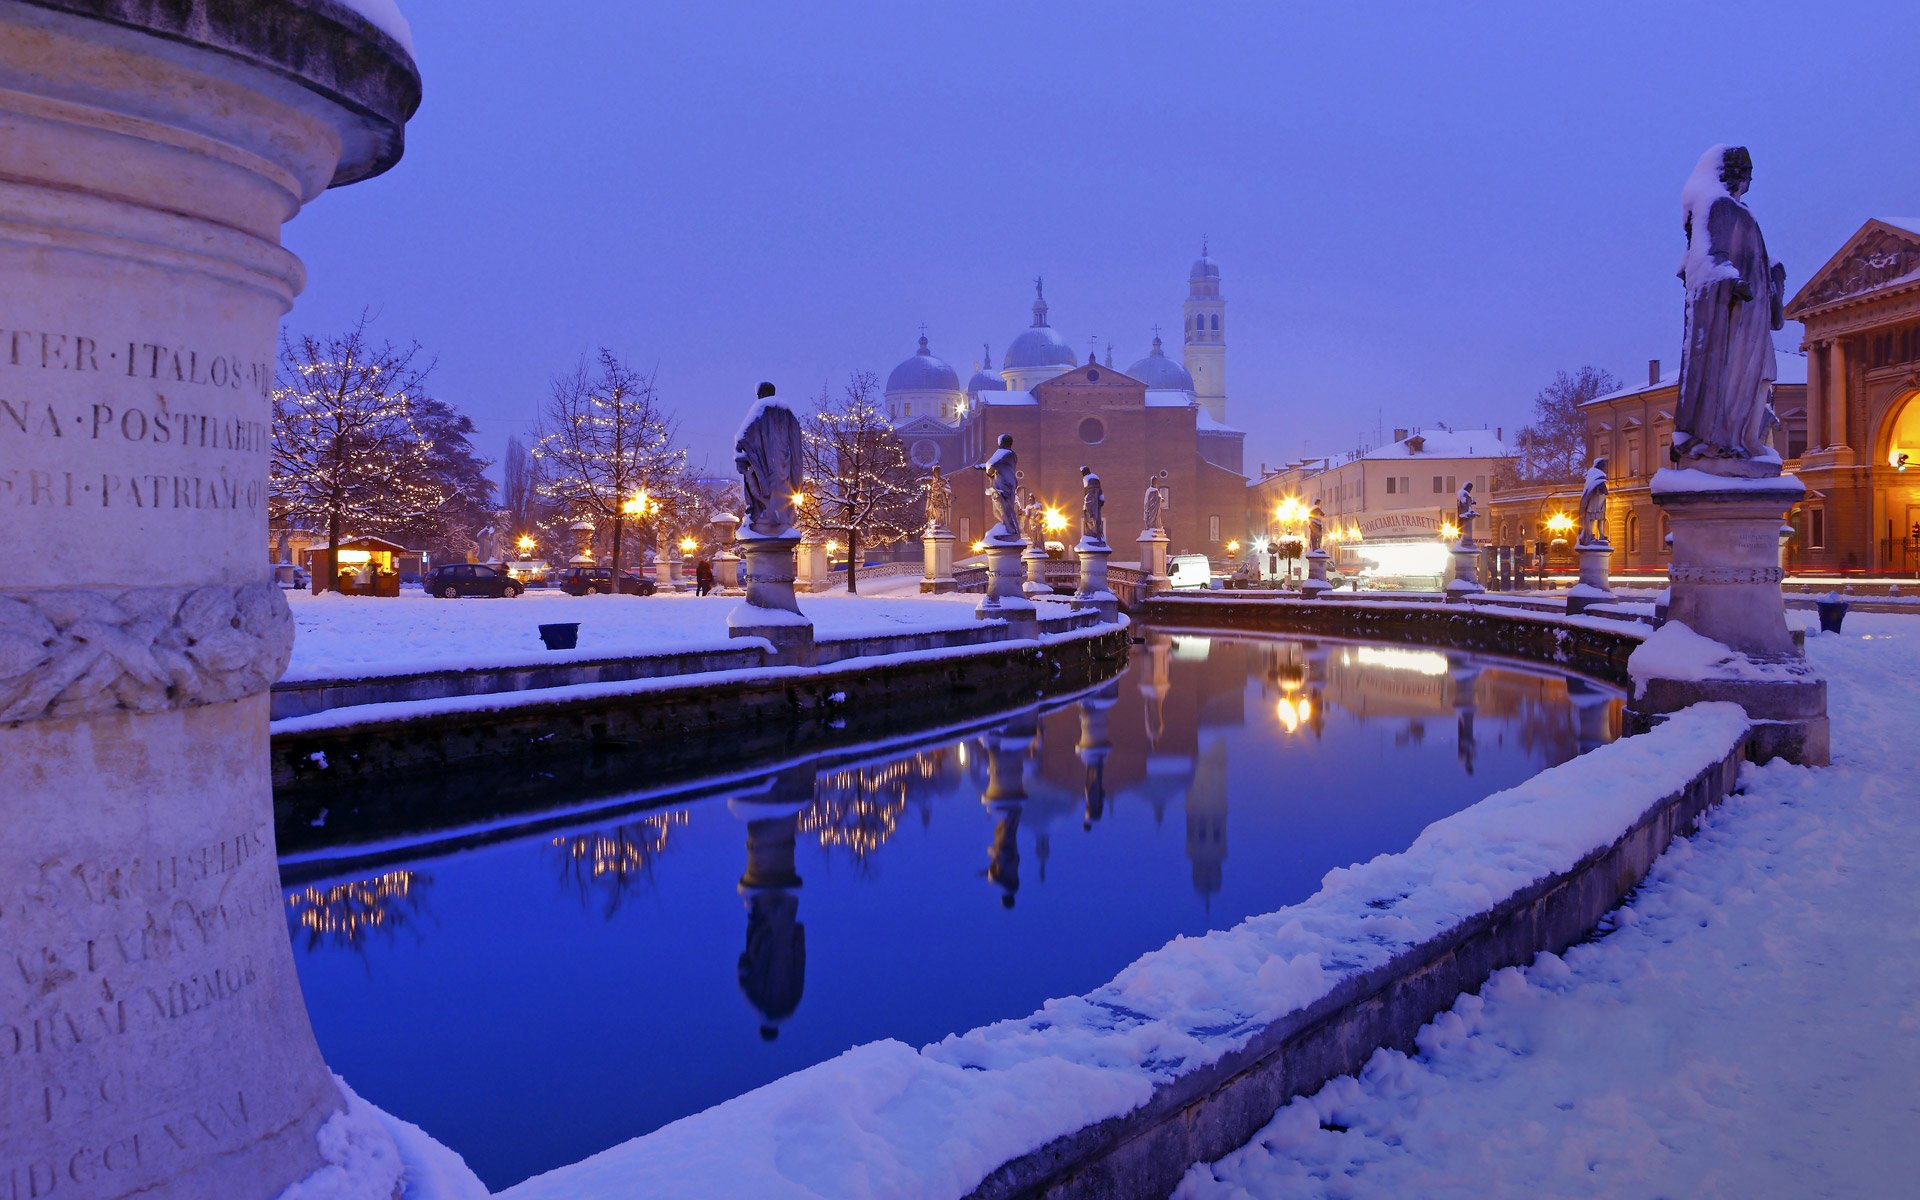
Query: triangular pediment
1786 219 1920 318
893 414 955 435
1031 362 1146 407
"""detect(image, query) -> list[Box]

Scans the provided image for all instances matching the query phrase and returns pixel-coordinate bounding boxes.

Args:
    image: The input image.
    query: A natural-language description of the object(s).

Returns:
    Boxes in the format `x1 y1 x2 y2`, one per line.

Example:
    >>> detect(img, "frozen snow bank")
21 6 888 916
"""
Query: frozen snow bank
276 1075 486 1200
499 703 1749 1200
1180 615 1920 1199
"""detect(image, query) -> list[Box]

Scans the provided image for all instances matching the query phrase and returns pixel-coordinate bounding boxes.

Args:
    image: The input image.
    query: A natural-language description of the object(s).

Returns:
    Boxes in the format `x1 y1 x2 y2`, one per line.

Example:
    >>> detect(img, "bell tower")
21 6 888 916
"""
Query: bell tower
1183 241 1227 424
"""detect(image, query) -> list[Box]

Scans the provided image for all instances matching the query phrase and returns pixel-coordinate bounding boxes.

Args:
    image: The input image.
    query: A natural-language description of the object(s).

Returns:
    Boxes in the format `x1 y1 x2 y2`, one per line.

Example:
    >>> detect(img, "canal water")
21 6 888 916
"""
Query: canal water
283 631 1621 1190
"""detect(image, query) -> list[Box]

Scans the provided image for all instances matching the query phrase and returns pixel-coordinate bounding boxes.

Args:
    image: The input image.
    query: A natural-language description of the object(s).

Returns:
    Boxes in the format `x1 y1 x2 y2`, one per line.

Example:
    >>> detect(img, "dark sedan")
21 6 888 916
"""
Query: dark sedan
429 563 524 598
553 566 656 596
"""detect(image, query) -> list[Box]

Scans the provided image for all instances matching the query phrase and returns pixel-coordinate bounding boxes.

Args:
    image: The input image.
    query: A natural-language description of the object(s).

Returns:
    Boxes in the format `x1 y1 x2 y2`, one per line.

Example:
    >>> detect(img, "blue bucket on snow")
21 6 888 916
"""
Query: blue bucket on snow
538 622 580 650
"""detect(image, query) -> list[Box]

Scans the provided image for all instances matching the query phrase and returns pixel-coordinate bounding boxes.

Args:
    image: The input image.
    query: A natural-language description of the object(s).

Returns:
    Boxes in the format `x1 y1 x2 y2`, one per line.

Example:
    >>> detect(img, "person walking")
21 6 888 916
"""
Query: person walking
695 558 715 597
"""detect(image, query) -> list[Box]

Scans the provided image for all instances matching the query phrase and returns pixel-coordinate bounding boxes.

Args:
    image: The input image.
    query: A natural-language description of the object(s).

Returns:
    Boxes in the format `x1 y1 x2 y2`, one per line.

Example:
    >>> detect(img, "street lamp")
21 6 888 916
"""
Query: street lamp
516 534 535 557
1441 519 1460 542
678 535 698 556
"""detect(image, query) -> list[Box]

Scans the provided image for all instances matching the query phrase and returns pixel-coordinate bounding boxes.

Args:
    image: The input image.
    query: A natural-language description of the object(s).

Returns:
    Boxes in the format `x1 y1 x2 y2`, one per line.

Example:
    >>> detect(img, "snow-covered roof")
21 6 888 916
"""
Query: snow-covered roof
1361 427 1510 461
977 389 1037 406
1588 350 1806 406
1882 217 1920 237
1144 389 1195 408
1196 412 1243 435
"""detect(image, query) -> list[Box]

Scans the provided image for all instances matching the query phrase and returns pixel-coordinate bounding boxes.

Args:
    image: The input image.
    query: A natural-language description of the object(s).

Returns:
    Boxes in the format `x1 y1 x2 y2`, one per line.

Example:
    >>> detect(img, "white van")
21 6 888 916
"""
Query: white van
1166 554 1214 590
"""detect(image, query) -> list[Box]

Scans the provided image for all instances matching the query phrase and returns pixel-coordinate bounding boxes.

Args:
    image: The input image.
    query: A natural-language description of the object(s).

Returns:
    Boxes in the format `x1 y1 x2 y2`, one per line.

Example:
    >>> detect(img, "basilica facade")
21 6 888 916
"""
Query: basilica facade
882 251 1248 558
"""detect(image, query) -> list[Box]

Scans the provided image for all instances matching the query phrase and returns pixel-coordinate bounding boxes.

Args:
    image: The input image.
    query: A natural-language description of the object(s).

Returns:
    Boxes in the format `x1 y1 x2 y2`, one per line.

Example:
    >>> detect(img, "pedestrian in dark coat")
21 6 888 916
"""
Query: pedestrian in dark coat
695 559 715 596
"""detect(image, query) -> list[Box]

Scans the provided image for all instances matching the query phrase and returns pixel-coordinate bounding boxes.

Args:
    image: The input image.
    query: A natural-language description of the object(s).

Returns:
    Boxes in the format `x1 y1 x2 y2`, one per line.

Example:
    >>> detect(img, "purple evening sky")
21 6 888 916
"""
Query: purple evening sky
282 0 1918 486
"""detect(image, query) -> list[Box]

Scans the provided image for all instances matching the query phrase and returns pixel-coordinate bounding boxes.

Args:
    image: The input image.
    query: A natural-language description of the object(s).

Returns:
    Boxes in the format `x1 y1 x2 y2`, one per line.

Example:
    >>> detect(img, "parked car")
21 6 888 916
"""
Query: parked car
428 563 523 598
553 566 657 596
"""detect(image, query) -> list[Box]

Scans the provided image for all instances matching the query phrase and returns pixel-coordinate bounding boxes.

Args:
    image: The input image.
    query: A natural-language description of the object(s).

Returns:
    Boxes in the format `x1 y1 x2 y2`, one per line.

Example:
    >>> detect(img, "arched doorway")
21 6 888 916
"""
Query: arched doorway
1875 389 1920 572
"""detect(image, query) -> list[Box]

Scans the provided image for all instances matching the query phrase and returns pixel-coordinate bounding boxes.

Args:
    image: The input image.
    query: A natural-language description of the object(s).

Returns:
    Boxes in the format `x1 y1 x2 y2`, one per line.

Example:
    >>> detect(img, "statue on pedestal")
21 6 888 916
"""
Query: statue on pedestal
1455 481 1479 544
1308 499 1326 553
1022 492 1046 546
736 383 805 537
1579 458 1611 548
969 434 1021 539
1674 145 1787 477
475 521 498 564
920 465 952 533
1142 479 1165 532
1080 466 1105 543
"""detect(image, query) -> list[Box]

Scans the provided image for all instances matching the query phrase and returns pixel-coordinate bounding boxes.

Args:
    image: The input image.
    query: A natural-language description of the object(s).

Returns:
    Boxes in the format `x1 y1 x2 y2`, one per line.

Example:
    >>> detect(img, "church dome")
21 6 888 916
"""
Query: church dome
886 335 960 394
1003 279 1077 370
1126 335 1195 392
968 344 1007 397
1190 254 1219 281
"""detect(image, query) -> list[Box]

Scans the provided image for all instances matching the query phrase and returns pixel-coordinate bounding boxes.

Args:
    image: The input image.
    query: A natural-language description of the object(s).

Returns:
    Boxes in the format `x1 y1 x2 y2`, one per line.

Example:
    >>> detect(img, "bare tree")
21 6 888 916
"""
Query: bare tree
798 372 917 593
1497 366 1621 487
532 349 688 582
502 435 540 536
270 319 446 591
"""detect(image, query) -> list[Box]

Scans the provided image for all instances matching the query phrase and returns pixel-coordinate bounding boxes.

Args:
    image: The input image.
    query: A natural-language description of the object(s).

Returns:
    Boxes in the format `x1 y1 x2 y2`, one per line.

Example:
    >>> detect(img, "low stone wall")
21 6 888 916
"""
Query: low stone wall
271 623 1130 853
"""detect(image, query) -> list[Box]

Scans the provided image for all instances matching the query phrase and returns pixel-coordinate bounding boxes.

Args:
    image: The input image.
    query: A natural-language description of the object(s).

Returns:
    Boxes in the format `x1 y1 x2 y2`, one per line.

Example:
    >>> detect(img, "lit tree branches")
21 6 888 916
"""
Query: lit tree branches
798 372 917 593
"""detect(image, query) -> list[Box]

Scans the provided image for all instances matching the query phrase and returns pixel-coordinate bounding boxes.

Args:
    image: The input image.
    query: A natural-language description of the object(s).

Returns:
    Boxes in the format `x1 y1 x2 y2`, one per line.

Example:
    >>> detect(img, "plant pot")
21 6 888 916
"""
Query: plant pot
538 622 580 650
1816 602 1847 634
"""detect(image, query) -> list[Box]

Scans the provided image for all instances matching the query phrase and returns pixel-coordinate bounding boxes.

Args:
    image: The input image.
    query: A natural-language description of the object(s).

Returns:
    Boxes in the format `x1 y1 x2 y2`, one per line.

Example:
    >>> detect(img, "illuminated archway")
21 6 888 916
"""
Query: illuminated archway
1885 389 1920 472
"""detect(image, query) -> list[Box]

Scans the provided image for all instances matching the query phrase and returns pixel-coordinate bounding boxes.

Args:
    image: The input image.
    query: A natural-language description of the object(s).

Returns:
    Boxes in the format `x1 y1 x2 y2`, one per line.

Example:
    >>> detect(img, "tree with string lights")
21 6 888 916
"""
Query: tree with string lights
271 319 471 592
798 372 918 593
532 349 690 582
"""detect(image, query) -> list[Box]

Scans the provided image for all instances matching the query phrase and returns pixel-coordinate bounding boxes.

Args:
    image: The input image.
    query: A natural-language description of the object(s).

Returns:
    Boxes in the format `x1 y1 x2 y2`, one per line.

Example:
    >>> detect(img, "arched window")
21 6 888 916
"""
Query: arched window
1194 315 1204 331
1210 314 1219 330
1626 512 1640 554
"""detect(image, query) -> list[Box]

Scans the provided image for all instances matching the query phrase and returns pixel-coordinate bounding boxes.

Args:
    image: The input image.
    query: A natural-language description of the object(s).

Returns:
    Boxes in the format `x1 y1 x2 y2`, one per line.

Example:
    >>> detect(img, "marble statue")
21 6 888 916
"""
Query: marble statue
1022 492 1045 545
1142 479 1165 531
1308 499 1326 553
1579 458 1611 548
276 529 291 564
1455 481 1479 543
921 465 952 532
1080 465 1105 543
474 522 496 564
736 383 805 537
970 434 1021 538
1675 144 1787 476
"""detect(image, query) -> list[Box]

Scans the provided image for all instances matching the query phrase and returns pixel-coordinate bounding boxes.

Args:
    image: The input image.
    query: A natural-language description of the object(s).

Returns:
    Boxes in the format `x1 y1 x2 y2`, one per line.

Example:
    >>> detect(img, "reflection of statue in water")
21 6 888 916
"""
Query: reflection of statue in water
1455 481 1479 545
1142 479 1165 531
1578 458 1611 548
970 435 1021 539
984 808 1021 908
920 465 952 532
1308 500 1326 553
1675 145 1786 477
1079 466 1105 544
736 383 805 537
1456 709 1477 775
737 809 806 1041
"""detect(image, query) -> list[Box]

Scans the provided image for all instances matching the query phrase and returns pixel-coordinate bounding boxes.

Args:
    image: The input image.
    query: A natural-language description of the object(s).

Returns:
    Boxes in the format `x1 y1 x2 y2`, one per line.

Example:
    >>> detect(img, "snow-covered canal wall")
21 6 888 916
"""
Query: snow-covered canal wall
502 701 1752 1200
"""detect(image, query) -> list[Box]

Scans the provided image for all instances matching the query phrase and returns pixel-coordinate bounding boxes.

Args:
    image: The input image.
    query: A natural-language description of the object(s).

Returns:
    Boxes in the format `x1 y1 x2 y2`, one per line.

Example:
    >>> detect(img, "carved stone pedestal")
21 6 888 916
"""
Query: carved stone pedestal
977 536 1037 637
921 527 956 593
1300 548 1333 597
1445 541 1484 600
0 2 429 1196
729 532 815 662
713 550 742 592
1023 544 1053 599
1137 530 1171 594
1073 538 1119 622
1566 544 1615 614
1628 469 1828 765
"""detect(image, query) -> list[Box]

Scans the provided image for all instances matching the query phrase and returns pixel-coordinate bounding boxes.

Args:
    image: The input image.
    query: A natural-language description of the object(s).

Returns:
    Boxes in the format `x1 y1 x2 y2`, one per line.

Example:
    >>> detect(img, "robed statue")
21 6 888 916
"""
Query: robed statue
1455 481 1479 545
920 465 952 533
1308 500 1326 553
1142 479 1165 531
970 434 1021 540
1021 492 1046 545
736 383 805 537
1079 466 1105 544
1578 458 1611 548
1675 145 1786 477
475 522 498 564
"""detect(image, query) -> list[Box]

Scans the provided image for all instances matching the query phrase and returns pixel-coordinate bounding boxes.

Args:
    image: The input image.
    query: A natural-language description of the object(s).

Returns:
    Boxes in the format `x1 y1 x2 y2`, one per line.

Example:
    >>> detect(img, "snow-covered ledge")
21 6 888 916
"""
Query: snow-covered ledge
500 704 1751 1200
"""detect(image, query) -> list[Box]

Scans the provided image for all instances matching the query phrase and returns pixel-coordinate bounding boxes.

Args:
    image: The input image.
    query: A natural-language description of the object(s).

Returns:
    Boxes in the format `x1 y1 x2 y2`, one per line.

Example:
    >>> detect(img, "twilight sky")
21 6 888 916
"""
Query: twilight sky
284 0 1918 485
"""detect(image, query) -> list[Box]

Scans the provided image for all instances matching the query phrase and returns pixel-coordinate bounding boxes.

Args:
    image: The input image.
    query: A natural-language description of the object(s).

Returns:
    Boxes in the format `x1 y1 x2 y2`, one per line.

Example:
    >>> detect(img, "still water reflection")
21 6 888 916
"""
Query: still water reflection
285 632 1621 1189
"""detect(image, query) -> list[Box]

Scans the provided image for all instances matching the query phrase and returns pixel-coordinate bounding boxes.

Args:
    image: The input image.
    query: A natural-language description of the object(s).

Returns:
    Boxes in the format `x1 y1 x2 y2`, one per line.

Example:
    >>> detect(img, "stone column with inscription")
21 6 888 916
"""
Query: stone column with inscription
0 4 423 1199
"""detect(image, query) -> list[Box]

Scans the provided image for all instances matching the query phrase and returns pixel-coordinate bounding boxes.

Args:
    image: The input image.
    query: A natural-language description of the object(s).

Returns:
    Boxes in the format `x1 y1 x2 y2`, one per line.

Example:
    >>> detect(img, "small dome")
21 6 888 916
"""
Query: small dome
886 334 960 394
1190 255 1219 281
1126 335 1195 391
1002 278 1079 371
968 344 1007 397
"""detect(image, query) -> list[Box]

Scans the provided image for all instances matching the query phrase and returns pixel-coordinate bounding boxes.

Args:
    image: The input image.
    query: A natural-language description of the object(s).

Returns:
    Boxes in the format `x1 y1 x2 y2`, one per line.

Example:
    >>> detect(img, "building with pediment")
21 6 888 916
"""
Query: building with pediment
882 254 1248 558
1784 217 1920 572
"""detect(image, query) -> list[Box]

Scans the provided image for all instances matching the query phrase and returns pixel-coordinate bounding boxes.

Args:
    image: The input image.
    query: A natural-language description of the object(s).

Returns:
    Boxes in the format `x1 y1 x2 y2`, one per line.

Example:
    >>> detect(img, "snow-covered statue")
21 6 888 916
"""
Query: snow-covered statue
1579 458 1611 548
1021 491 1046 545
921 465 952 533
1675 144 1787 477
1142 479 1165 531
276 529 291 565
1308 499 1326 553
736 383 805 537
1079 465 1105 543
475 522 499 564
1455 481 1479 545
969 434 1021 539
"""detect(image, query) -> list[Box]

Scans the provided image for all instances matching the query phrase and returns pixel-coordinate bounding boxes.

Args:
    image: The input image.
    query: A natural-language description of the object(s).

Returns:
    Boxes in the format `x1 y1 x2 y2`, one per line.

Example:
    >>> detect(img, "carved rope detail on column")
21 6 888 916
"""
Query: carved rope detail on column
1669 565 1785 585
0 583 293 723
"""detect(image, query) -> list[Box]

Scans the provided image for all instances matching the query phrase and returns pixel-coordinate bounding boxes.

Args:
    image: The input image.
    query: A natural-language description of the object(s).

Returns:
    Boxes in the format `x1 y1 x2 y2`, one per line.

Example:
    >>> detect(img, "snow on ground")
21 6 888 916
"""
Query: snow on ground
282 587 981 682
1178 613 1920 1200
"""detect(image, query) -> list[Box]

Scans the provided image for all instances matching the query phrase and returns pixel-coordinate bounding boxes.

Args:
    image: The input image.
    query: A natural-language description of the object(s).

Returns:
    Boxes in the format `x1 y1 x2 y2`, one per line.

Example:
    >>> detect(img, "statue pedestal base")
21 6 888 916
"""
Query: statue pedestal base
1445 542 1484 600
921 528 957 593
1627 469 1827 765
1137 530 1171 594
1300 548 1333 597
1074 538 1119 622
714 549 742 593
1022 544 1053 598
729 533 815 663
977 537 1037 637
794 537 829 594
1566 544 1614 614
